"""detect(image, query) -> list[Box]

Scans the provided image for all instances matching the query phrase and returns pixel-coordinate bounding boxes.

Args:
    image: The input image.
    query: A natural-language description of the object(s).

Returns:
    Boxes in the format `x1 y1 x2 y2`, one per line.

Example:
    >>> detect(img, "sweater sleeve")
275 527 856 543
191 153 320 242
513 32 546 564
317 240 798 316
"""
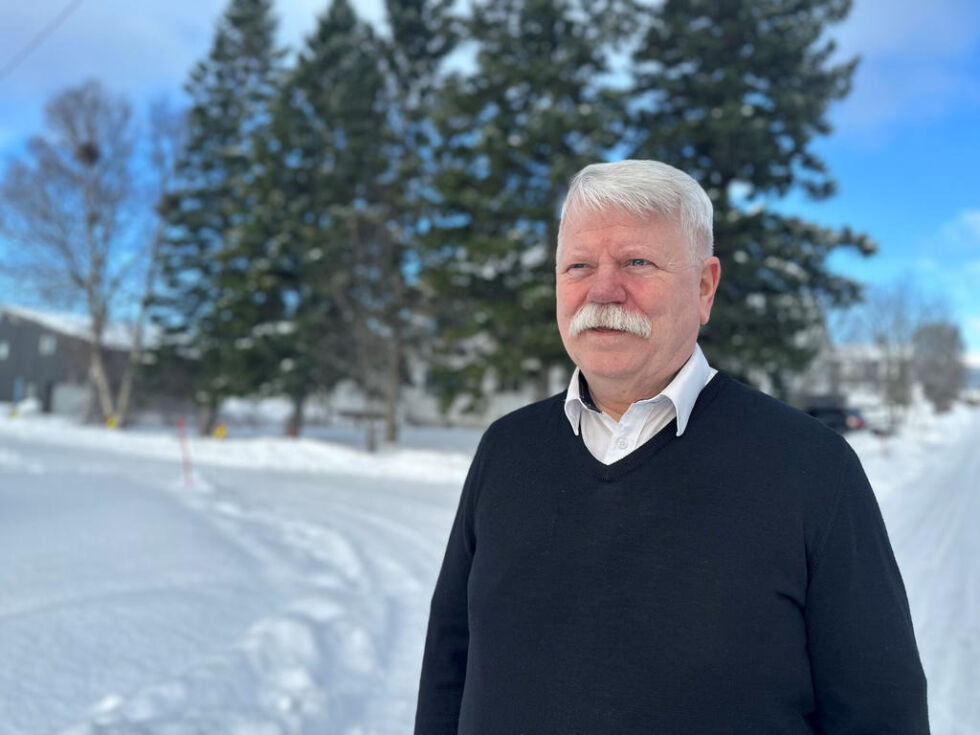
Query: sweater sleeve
805 443 930 735
414 435 486 734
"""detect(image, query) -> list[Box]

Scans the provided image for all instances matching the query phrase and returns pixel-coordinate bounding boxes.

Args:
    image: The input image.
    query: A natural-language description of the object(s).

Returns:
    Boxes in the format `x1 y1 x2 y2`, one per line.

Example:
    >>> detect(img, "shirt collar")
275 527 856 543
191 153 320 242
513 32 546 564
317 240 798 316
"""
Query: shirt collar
563 344 712 437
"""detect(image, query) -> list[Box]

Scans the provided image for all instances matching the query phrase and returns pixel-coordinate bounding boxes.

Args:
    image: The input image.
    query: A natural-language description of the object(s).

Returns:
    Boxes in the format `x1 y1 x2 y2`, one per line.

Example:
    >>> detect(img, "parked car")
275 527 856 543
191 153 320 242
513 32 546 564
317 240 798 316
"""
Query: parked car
805 405 867 433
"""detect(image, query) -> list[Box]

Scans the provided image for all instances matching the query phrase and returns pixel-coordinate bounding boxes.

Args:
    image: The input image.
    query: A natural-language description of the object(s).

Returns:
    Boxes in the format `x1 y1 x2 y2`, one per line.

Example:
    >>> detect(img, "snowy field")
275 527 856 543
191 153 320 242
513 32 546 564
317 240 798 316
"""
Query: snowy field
0 401 977 734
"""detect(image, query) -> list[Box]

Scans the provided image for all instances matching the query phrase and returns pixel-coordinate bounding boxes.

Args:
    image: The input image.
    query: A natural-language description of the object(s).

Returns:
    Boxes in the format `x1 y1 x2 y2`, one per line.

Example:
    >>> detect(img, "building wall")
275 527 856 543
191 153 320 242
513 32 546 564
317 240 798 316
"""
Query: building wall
0 310 127 413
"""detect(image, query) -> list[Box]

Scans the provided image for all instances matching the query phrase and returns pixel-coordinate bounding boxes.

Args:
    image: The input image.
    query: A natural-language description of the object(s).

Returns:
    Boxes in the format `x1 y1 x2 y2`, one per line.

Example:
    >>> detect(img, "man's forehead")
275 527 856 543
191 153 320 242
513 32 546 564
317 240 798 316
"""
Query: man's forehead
559 207 683 252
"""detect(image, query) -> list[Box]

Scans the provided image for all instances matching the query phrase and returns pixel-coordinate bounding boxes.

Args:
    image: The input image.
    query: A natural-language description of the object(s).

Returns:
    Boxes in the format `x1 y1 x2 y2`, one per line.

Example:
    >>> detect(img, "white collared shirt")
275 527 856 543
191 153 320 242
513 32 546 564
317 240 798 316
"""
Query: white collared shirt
563 344 717 464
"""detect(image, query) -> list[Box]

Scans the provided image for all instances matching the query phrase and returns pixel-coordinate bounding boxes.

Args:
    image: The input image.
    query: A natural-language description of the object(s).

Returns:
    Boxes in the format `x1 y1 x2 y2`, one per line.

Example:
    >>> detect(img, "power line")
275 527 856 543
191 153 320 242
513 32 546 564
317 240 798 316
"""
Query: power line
0 0 86 82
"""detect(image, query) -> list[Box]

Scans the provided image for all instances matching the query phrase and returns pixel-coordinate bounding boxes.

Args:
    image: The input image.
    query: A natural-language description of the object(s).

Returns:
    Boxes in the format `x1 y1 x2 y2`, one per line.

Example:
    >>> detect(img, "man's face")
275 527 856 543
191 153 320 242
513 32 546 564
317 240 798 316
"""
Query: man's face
555 206 721 395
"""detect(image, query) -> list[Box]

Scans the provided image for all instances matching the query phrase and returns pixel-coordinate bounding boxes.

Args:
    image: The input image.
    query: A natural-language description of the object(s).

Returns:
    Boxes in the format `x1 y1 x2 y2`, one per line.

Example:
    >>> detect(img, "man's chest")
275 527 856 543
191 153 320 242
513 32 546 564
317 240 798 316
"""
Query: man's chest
468 473 808 658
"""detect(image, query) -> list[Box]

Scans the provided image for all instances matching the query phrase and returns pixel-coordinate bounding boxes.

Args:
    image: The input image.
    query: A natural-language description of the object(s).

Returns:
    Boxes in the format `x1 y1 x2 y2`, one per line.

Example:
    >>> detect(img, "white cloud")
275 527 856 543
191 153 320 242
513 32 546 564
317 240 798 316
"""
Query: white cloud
833 0 980 59
911 214 980 355
834 63 980 132
938 210 980 252
0 1 385 106
0 1 389 156
828 0 980 134
2 2 221 99
909 258 980 310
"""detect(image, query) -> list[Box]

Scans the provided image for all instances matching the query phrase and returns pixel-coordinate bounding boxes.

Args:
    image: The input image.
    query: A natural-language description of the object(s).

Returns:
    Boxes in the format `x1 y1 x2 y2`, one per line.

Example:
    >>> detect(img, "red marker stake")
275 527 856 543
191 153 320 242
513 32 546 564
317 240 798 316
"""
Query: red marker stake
175 415 194 488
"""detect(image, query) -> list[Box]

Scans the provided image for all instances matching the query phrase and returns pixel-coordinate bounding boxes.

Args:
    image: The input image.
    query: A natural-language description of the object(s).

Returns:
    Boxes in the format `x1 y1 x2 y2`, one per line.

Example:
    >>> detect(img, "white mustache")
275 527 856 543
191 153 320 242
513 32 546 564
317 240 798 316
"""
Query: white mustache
569 303 652 338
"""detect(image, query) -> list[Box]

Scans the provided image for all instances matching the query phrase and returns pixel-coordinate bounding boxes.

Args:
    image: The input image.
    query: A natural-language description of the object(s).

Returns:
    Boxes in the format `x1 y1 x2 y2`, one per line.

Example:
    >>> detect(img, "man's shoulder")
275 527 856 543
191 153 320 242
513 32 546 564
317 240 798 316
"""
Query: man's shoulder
703 374 869 521
704 372 853 455
480 392 566 448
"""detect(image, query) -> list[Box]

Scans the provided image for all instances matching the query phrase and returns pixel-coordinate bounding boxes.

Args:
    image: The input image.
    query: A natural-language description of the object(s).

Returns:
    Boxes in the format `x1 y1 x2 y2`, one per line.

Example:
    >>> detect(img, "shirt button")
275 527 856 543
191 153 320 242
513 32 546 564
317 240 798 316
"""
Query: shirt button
616 438 628 450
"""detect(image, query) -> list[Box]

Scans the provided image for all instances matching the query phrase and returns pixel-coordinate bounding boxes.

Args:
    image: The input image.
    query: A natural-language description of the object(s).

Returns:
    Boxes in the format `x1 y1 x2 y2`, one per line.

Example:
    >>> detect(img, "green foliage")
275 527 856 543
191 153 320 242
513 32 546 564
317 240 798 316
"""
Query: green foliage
153 0 284 419
422 0 625 411
148 0 879 423
227 0 457 430
231 0 388 407
630 0 874 392
382 0 458 280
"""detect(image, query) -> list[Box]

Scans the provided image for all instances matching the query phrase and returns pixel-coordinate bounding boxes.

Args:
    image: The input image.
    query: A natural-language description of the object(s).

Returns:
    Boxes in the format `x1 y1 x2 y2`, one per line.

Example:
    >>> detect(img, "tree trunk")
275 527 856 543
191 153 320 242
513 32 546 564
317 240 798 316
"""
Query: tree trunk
116 365 137 426
346 216 379 427
384 336 399 442
88 340 116 421
286 393 305 437
384 263 404 443
115 331 143 427
83 381 100 424
199 397 219 436
116 222 165 427
366 417 377 453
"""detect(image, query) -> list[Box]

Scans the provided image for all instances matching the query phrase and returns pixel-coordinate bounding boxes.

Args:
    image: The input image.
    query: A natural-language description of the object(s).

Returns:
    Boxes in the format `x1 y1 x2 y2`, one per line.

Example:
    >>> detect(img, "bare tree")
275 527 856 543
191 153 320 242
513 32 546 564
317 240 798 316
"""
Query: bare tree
0 80 136 422
831 277 946 426
115 100 187 426
913 322 966 413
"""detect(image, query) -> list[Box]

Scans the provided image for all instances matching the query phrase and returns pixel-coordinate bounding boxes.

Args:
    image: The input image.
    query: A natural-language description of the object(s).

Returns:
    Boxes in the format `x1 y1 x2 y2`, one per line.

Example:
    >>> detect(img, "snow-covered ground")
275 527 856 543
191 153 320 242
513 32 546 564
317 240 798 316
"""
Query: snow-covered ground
0 402 976 734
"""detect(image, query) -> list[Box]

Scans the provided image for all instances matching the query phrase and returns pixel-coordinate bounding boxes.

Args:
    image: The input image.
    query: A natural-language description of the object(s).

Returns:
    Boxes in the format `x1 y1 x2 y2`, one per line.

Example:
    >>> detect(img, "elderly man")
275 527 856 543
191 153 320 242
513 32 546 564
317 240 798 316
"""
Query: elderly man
415 160 928 734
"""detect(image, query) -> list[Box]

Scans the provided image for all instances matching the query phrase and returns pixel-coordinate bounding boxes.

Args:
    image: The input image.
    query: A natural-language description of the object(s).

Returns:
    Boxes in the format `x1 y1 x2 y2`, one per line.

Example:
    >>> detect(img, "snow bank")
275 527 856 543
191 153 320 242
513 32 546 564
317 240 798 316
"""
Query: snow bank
0 408 472 487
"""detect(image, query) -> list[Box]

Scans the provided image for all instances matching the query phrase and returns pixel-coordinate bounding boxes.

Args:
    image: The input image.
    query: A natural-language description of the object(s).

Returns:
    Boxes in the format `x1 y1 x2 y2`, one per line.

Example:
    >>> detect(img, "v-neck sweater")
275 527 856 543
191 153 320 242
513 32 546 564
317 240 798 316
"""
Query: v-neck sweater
415 372 928 735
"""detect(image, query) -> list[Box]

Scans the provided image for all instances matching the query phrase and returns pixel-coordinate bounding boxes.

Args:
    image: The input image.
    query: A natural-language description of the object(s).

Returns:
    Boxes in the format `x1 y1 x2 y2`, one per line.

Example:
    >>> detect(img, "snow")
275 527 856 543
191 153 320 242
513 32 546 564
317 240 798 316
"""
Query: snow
0 402 977 734
847 405 980 735
1 410 475 486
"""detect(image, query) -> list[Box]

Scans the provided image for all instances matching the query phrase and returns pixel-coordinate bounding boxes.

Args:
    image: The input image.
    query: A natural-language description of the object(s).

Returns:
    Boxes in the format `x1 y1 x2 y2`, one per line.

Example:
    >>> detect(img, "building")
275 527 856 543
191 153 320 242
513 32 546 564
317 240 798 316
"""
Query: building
0 305 132 414
799 343 913 399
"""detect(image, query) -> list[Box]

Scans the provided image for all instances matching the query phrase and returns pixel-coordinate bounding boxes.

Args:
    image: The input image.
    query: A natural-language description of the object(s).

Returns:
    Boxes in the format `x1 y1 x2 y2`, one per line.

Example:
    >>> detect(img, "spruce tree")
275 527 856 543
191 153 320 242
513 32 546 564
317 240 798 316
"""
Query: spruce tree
234 0 391 436
424 0 623 413
154 0 284 434
376 0 458 439
630 0 874 392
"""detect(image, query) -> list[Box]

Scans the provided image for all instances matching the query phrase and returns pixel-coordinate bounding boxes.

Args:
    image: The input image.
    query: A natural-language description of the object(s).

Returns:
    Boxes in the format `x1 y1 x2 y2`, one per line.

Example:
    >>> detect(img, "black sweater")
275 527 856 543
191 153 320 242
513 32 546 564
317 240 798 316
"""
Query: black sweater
415 372 929 735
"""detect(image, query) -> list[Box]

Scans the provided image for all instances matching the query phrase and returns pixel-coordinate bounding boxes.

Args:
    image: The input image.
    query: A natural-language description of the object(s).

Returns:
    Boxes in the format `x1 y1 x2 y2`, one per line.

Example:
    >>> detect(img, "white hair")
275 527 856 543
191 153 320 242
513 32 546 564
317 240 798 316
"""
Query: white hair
558 159 714 261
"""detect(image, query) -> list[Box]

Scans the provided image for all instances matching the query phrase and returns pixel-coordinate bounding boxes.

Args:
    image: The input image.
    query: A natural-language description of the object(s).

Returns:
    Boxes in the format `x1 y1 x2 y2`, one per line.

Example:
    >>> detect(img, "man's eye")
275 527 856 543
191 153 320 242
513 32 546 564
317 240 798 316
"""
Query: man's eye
567 263 589 271
627 258 653 267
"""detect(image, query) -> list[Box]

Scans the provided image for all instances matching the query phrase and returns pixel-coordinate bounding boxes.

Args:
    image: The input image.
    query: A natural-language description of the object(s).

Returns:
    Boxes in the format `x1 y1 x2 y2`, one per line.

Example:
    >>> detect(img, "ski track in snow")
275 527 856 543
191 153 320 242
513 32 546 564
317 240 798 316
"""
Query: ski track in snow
1 408 978 734
58 480 437 735
0 431 455 734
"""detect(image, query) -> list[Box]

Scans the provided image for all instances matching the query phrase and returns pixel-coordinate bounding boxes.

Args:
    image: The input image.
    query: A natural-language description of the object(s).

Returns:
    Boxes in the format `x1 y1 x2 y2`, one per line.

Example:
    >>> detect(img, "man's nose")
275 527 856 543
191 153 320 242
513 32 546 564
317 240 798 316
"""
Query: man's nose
586 265 627 304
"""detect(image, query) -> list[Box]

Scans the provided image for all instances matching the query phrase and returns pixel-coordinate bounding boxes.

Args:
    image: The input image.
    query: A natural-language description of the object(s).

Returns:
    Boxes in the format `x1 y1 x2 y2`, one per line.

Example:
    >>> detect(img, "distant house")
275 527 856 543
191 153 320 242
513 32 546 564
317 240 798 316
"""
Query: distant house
0 305 132 414
786 341 927 430
800 343 913 397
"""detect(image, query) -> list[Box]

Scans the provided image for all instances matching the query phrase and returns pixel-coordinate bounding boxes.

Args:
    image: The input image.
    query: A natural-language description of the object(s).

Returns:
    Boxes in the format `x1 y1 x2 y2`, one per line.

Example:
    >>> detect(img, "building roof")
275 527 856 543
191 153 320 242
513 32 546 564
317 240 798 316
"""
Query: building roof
0 304 158 352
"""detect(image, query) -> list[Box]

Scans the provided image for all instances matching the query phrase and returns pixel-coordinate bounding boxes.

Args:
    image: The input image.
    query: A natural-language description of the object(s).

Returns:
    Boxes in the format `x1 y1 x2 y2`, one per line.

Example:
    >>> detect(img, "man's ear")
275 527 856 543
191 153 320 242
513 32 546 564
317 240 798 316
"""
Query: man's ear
699 257 721 325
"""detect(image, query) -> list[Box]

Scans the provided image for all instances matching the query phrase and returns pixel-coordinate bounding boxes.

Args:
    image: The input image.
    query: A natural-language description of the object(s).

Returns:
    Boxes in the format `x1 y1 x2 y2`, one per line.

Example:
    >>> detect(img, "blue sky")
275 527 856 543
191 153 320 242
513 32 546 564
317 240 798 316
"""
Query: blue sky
1 0 978 362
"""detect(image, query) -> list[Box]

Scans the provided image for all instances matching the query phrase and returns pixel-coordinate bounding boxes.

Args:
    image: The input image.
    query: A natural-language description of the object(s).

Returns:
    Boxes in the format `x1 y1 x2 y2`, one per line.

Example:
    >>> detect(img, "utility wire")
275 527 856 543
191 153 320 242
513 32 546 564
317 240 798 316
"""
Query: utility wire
0 0 86 82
